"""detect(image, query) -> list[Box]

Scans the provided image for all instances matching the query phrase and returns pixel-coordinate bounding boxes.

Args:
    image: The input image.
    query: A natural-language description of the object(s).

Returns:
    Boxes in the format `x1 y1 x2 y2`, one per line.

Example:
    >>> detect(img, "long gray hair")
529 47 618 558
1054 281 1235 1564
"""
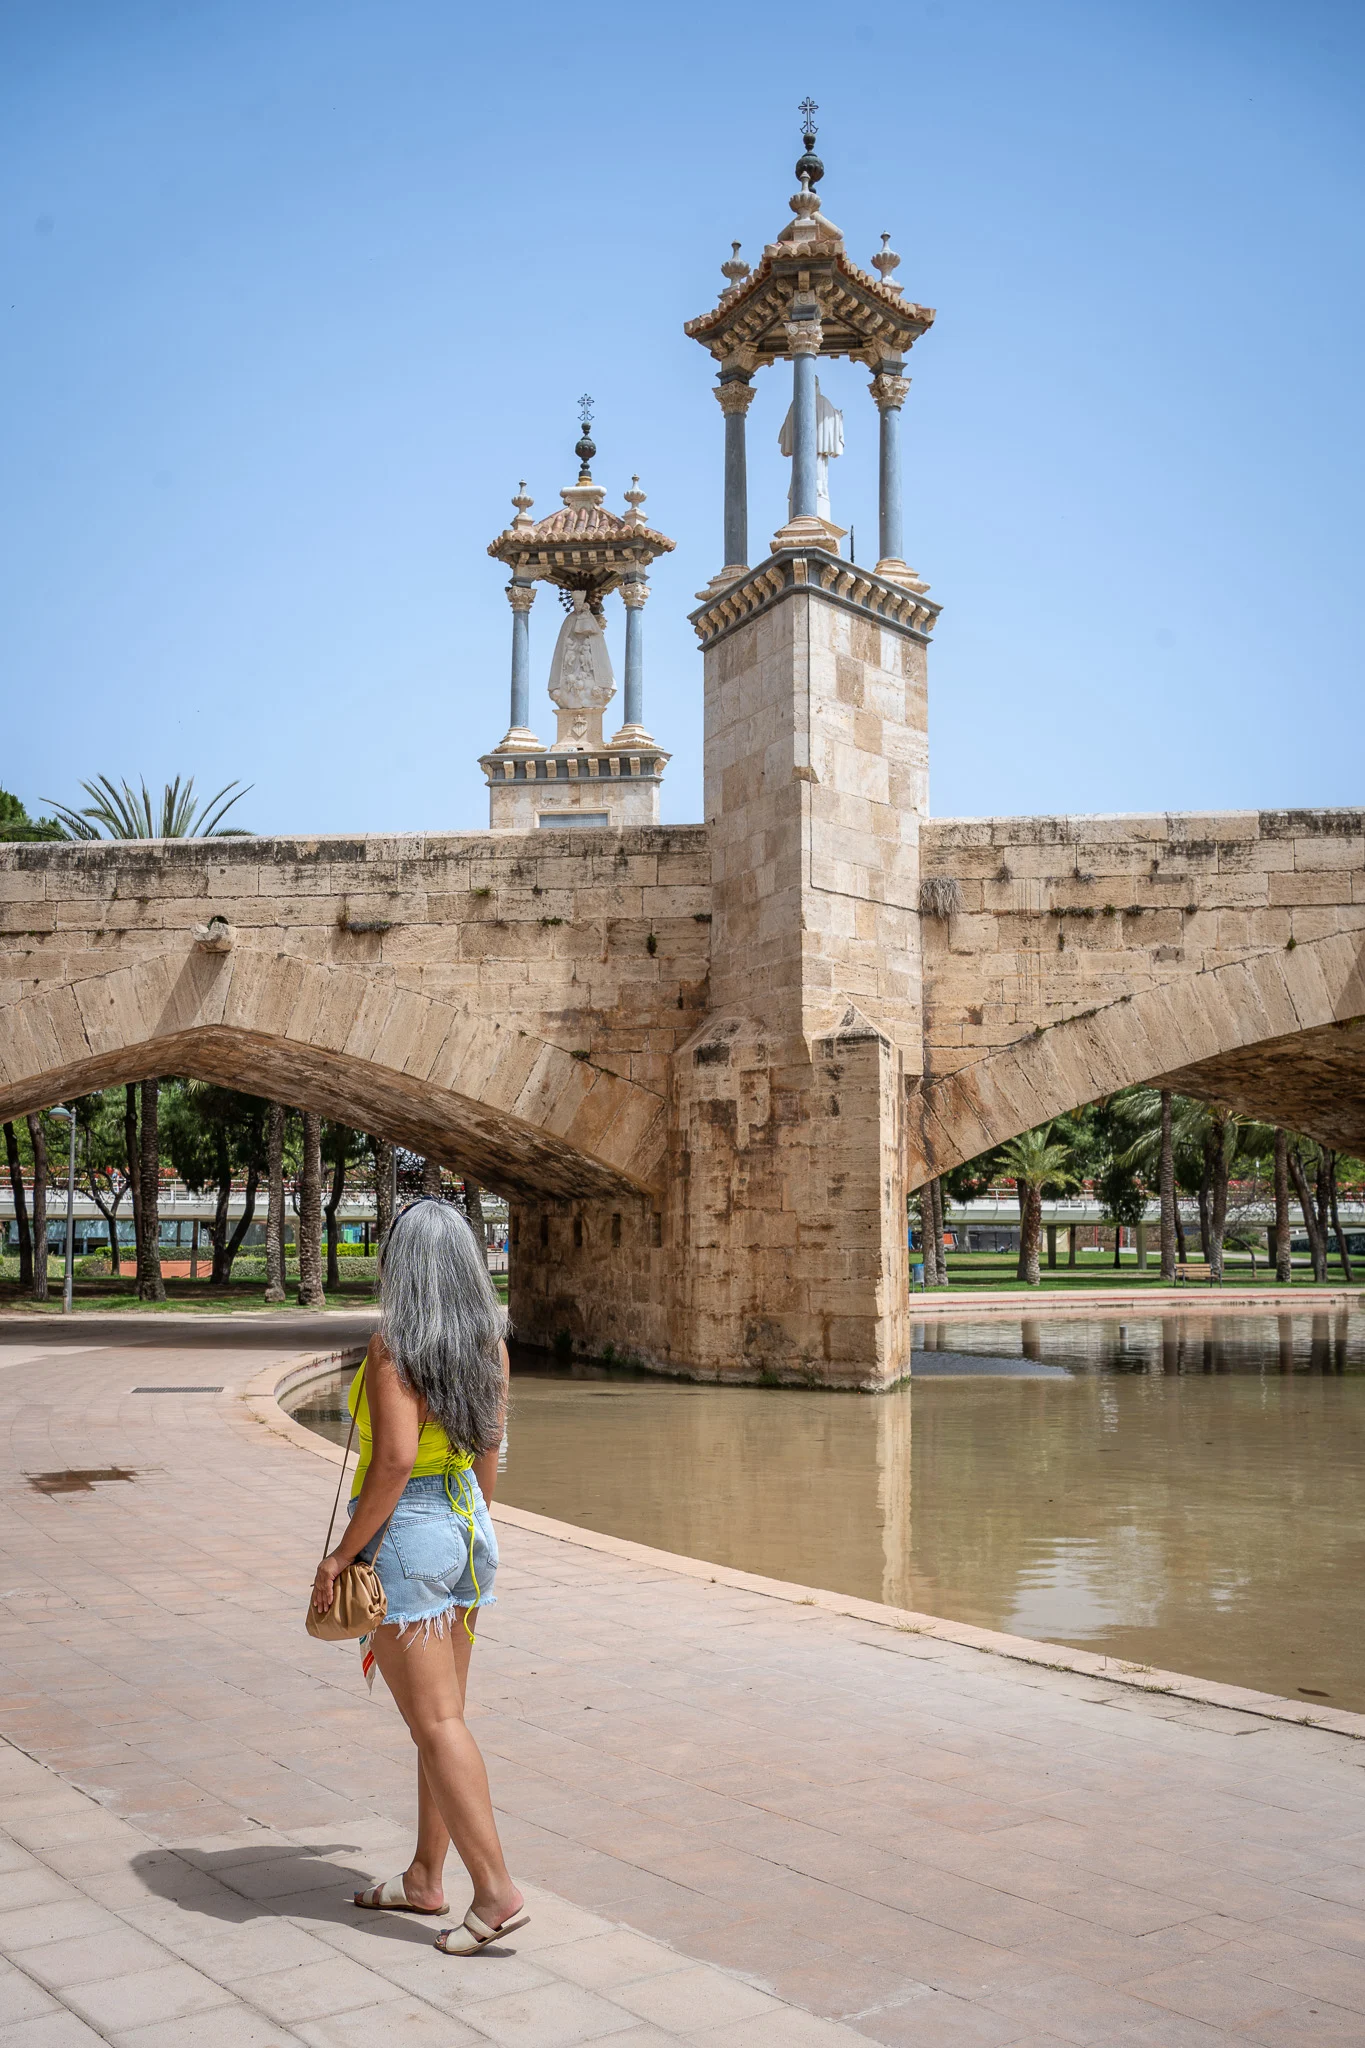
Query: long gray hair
378 1199 506 1455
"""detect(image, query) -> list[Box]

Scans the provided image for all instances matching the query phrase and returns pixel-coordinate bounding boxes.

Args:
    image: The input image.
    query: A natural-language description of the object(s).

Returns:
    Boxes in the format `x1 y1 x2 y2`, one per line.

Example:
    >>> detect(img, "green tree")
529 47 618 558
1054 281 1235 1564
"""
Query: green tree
71 1089 135 1273
322 1122 365 1288
42 775 251 840
161 1083 269 1283
0 788 64 842
997 1124 1078 1285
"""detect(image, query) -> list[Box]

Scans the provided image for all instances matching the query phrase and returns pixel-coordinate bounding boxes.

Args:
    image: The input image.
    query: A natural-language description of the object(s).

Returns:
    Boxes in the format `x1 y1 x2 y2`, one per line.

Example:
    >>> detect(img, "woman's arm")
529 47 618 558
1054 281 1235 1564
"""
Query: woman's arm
471 1341 510 1508
312 1336 419 1614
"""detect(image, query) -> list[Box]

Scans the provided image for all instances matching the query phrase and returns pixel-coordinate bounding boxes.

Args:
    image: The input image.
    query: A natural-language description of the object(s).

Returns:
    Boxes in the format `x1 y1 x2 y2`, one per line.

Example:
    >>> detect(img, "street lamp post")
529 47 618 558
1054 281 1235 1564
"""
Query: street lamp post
48 1106 77 1315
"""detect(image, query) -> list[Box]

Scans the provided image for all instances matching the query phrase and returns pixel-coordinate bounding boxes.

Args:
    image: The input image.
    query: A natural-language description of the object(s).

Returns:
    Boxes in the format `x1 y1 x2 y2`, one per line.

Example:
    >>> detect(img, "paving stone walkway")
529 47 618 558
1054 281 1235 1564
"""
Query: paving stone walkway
2 1316 1365 2048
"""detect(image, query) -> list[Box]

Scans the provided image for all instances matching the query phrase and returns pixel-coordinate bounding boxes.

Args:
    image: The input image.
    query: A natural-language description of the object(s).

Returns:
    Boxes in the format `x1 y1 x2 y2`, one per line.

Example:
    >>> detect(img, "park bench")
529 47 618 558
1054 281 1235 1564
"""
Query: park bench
1175 1260 1213 1284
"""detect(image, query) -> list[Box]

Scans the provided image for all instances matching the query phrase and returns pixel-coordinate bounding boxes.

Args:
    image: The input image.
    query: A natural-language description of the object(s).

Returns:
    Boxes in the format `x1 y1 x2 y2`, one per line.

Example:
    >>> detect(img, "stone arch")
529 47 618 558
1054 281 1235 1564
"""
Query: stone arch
912 928 1365 1184
0 945 666 1199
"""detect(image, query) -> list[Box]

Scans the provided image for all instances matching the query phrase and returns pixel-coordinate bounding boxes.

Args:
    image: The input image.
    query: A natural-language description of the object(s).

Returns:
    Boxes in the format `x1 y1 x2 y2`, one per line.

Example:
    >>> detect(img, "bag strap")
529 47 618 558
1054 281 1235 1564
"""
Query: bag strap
322 1360 363 1557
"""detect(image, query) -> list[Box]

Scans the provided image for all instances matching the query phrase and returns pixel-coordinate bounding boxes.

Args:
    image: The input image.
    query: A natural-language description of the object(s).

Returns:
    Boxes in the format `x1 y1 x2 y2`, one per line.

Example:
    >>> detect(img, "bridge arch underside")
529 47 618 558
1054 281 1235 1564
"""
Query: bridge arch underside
0 956 666 1202
914 930 1365 1183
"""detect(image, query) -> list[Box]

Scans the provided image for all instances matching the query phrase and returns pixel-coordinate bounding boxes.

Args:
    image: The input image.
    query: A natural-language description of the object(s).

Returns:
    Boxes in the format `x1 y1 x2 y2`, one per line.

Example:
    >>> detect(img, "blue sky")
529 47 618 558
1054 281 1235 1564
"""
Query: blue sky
3 0 1361 834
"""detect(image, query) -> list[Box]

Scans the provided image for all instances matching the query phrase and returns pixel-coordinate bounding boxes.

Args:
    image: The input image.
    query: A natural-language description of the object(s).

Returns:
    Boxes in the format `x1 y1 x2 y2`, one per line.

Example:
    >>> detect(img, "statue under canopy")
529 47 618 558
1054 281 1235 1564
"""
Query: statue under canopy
779 377 844 525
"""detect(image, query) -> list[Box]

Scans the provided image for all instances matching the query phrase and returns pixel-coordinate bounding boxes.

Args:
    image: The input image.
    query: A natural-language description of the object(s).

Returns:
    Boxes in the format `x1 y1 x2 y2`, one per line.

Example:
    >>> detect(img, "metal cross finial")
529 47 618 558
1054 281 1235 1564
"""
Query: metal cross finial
574 398 597 483
799 97 818 145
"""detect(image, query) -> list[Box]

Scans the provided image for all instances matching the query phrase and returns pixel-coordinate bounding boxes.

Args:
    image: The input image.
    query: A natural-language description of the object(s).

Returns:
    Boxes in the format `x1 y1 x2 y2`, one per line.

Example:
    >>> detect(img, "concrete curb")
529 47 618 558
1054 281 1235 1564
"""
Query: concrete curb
254 1352 1365 1746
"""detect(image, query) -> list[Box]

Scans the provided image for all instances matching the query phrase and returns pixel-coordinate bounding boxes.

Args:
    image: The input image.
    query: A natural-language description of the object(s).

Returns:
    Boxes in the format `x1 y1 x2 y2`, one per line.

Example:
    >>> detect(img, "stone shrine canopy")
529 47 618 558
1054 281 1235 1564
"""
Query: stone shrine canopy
480 404 674 829
684 104 934 373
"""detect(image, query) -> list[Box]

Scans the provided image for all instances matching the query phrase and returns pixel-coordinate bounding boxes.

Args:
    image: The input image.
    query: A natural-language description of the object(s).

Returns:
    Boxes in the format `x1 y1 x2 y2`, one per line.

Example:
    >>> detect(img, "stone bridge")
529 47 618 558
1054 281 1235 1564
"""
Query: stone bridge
3 762 1361 1390
6 139 1361 1387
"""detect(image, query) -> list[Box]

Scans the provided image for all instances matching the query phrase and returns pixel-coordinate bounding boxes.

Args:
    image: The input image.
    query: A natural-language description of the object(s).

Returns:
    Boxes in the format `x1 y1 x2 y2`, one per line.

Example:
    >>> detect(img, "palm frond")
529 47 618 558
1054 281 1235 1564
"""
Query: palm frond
38 774 252 840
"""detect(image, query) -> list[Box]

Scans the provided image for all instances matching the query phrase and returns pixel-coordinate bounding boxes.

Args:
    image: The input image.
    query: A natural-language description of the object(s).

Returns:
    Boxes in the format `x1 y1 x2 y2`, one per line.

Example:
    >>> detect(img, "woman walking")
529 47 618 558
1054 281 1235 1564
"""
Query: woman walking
311 1197 525 1955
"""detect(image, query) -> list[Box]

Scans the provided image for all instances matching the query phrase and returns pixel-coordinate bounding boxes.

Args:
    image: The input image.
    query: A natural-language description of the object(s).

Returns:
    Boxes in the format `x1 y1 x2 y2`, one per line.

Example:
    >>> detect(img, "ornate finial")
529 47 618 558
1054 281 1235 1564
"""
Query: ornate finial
623 475 647 529
574 395 596 484
871 232 902 291
510 480 535 531
721 239 751 286
795 97 823 190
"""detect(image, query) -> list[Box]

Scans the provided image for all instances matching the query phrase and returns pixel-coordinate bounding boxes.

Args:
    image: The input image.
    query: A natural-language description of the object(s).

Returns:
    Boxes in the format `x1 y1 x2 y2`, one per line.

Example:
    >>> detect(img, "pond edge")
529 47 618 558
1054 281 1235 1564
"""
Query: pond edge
246 1350 1365 1746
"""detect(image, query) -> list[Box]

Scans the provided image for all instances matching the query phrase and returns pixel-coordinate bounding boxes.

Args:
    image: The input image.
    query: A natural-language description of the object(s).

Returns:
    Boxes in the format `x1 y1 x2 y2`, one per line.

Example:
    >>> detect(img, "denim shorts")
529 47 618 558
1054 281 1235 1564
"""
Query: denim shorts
348 1472 498 1634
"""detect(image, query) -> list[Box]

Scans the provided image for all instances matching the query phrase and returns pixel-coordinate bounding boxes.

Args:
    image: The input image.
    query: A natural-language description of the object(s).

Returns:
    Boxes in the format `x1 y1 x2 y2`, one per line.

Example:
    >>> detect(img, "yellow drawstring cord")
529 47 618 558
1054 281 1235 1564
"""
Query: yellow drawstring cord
443 1457 481 1642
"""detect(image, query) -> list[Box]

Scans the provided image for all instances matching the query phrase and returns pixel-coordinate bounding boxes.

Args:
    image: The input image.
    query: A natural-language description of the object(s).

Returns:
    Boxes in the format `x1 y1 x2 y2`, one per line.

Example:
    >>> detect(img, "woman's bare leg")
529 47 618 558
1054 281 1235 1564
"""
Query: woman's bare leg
369 1612 519 1928
404 1624 474 1907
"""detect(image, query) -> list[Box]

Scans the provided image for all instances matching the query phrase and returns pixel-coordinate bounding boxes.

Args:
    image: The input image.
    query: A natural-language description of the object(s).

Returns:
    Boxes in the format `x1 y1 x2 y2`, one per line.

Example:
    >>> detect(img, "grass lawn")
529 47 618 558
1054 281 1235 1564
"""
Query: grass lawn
0 1270 509 1315
930 1251 1362 1293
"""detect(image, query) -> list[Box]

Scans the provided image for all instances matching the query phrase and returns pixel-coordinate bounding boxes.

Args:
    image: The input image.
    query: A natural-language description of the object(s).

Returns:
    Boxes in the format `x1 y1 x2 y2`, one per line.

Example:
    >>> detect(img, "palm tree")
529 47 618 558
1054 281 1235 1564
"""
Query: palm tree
42 774 251 841
39 772 252 1297
997 1124 1077 1286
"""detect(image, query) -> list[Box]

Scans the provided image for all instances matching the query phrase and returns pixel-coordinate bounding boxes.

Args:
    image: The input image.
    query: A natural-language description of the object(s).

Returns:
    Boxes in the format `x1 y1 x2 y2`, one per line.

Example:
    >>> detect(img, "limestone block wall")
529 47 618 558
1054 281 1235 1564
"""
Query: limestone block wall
703 567 929 1058
0 826 712 1196
914 808 1365 1173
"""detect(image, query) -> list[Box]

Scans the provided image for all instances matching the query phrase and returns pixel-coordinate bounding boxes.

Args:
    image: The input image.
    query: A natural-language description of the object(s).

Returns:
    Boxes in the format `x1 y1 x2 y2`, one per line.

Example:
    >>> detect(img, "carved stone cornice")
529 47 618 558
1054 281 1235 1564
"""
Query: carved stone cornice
480 747 670 785
688 549 940 651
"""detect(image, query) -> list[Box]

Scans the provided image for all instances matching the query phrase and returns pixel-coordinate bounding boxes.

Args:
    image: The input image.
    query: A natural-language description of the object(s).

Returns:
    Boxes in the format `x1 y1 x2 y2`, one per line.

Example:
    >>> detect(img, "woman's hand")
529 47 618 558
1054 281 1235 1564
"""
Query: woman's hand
312 1552 347 1614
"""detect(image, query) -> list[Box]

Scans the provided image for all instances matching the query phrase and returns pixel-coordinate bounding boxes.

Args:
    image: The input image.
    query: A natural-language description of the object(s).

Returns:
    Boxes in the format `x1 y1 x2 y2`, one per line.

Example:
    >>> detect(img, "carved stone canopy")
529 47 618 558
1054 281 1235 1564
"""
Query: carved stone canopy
686 239 933 372
685 150 933 372
487 482 675 607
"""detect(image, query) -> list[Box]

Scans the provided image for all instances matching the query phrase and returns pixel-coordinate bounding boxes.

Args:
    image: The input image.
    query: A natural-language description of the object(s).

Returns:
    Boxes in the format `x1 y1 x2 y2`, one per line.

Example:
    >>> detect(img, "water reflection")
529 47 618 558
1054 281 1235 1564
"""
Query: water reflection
286 1312 1365 1712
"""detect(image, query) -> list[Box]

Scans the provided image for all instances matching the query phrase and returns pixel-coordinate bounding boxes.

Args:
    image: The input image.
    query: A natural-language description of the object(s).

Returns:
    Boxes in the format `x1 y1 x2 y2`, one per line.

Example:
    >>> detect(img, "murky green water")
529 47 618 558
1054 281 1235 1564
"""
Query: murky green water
286 1309 1365 1712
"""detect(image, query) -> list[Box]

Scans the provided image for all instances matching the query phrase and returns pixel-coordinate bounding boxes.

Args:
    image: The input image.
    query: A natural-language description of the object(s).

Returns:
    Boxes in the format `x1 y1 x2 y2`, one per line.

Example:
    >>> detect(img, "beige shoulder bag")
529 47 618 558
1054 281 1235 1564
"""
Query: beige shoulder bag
304 1366 389 1642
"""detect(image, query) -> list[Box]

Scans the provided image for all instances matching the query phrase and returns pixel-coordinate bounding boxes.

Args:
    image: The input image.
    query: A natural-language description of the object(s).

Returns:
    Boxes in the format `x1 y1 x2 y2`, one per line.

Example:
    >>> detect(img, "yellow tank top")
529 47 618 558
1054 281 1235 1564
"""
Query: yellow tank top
347 1363 473 1500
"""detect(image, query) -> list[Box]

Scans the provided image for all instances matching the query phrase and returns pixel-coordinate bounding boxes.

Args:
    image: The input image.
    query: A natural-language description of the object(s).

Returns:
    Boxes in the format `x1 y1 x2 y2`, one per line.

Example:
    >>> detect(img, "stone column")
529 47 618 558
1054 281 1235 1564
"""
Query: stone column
869 366 910 573
788 326 821 519
715 375 754 574
501 579 538 747
614 576 651 741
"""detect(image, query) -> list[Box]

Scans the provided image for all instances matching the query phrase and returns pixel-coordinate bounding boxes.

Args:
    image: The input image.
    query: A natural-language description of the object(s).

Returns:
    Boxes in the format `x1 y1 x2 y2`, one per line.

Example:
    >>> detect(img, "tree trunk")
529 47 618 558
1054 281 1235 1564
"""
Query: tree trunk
137 1078 165 1301
1287 1144 1327 1281
1273 1128 1293 1284
373 1136 394 1252
1067 1224 1077 1266
4 1121 33 1289
1208 1116 1230 1285
1022 1184 1042 1286
421 1156 442 1198
223 1157 260 1279
1159 1090 1177 1283
930 1177 948 1286
461 1176 484 1262
1197 1141 1213 1261
1174 1199 1188 1263
1014 1178 1028 1281
87 1180 122 1274
265 1103 286 1302
1315 1152 1331 1264
325 1141 347 1289
210 1131 232 1284
297 1111 325 1307
27 1115 49 1300
125 1083 142 1258
1327 1151 1354 1283
1113 1221 1123 1269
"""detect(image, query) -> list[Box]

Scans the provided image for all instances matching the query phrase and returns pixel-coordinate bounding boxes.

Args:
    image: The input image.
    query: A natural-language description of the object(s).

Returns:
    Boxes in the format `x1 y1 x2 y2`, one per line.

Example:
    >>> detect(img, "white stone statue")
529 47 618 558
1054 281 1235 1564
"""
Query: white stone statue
546 591 616 750
779 376 844 524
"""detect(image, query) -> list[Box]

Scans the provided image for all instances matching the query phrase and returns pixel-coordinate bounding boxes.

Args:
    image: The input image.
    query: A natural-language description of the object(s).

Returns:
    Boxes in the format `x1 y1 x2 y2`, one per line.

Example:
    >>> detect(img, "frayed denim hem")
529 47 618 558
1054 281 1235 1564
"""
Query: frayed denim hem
379 1592 498 1650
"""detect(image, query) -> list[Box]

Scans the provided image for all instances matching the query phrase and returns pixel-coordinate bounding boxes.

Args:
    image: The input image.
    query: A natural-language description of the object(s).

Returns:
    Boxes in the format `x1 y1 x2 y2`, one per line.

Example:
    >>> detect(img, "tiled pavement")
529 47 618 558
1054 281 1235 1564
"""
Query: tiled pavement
2 1318 1365 2046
